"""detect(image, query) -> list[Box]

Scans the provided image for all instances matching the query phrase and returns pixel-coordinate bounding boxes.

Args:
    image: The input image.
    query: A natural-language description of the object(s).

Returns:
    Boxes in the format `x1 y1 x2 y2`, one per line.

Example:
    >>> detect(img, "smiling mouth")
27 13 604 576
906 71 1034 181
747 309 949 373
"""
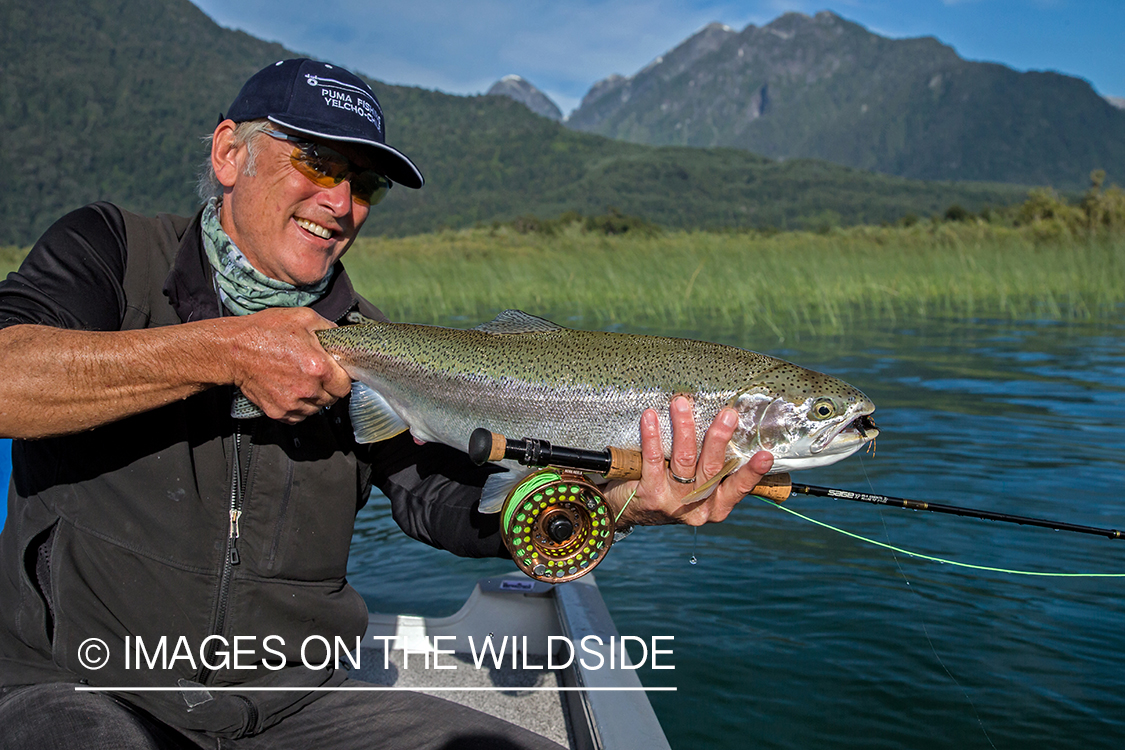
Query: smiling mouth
296 217 334 239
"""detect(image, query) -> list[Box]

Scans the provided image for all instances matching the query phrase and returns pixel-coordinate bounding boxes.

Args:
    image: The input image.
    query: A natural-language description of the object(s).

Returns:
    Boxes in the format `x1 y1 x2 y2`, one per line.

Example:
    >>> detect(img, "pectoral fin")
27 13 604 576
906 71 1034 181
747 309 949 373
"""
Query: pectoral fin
679 457 745 504
479 469 534 514
349 382 409 444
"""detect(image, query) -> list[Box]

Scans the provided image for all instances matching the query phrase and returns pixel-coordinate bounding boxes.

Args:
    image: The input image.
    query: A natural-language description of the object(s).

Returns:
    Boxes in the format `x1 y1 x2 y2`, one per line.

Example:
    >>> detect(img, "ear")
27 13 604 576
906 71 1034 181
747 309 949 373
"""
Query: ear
211 120 242 189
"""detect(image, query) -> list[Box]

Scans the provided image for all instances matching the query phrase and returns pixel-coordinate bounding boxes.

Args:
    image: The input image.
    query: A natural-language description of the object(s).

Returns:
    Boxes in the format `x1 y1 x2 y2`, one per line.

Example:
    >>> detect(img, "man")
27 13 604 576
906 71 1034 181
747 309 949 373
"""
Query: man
0 59 772 748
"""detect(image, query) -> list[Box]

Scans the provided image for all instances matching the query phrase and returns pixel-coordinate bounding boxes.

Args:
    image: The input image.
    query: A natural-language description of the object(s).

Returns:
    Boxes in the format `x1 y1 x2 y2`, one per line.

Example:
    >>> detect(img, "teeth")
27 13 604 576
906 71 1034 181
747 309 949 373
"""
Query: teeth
296 218 332 239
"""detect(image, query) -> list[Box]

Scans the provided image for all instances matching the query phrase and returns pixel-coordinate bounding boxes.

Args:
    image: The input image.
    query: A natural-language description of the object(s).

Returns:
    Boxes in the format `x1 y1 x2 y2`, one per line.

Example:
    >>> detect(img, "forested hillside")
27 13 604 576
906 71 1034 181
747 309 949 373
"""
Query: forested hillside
0 0 1029 246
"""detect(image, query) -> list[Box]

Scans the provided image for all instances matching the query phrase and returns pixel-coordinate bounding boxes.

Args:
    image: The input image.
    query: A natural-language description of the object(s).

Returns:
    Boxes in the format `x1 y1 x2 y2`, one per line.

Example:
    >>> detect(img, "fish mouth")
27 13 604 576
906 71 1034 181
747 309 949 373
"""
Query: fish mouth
852 414 878 439
811 412 879 454
771 411 879 473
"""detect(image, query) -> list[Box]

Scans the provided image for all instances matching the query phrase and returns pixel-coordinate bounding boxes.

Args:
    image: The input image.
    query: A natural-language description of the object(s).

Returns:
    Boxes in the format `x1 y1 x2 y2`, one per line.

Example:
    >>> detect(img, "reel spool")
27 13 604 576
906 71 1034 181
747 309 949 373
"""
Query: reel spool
501 469 615 583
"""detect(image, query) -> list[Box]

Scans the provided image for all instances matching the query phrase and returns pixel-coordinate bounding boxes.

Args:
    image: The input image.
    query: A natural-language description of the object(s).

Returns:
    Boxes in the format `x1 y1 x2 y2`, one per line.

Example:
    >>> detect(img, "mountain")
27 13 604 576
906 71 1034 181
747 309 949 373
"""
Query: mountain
567 12 1125 189
1107 96 1125 111
0 0 1029 247
486 75 562 121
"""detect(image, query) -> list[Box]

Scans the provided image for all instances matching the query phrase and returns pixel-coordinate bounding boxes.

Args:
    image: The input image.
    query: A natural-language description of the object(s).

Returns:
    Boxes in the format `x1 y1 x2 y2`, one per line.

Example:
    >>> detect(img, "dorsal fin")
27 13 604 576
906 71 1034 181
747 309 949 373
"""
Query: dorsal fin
472 310 564 334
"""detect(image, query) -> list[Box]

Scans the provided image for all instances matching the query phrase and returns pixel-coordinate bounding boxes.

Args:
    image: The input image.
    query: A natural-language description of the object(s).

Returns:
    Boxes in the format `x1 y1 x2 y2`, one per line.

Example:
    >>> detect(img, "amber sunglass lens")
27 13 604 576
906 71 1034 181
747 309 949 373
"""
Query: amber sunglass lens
289 152 344 189
288 145 390 206
352 173 391 206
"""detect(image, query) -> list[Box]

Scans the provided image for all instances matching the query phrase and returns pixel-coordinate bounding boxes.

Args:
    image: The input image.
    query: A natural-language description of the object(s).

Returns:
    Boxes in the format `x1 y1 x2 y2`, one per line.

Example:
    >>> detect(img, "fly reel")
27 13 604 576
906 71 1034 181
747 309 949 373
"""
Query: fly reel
500 469 615 583
469 428 796 583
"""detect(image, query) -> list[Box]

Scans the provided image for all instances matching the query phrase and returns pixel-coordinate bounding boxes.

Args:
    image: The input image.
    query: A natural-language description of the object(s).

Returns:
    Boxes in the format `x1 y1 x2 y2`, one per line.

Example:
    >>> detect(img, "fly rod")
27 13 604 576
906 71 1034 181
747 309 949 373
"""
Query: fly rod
786 483 1123 540
469 429 1123 541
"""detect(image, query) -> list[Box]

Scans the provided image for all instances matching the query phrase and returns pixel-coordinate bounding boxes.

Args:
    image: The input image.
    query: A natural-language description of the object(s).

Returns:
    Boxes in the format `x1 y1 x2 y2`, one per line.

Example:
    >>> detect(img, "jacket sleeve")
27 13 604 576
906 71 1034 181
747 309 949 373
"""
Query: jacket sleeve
366 433 512 559
0 203 128 331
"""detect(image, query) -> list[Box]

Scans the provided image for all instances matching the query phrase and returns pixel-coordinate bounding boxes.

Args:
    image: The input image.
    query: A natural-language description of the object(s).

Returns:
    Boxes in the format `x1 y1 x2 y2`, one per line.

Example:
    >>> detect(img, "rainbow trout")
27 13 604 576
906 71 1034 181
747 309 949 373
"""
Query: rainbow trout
315 310 878 512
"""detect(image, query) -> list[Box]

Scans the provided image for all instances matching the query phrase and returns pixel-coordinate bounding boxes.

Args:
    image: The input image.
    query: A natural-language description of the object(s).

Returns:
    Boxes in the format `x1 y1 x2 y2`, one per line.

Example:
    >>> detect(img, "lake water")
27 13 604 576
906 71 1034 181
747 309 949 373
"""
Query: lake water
348 316 1125 749
2 316 1123 748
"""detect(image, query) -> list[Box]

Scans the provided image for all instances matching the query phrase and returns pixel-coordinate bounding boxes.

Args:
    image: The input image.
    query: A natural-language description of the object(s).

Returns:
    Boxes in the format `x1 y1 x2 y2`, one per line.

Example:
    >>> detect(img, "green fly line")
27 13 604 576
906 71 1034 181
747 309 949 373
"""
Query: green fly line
758 497 1125 578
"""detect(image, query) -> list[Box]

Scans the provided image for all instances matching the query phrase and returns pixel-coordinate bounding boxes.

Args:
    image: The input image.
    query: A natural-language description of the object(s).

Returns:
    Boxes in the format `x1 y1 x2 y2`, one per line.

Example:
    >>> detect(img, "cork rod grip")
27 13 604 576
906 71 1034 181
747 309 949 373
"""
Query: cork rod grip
748 472 792 502
486 433 507 462
605 446 644 480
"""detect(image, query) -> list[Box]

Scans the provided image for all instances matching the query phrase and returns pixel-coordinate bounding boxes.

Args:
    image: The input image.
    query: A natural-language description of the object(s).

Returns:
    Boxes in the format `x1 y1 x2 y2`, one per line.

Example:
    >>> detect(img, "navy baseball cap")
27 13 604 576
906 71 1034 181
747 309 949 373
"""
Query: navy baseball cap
226 58 423 189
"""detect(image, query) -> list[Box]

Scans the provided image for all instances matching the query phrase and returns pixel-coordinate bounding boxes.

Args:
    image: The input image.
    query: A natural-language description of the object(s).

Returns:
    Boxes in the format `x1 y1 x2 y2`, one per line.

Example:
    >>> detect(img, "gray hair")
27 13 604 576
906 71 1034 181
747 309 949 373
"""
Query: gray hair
196 119 274 203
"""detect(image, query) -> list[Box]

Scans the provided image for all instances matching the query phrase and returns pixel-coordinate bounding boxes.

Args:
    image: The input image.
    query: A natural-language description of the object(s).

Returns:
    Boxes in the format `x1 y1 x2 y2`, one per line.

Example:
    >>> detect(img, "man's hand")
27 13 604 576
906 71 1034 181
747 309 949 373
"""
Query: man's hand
222 307 352 423
605 396 773 527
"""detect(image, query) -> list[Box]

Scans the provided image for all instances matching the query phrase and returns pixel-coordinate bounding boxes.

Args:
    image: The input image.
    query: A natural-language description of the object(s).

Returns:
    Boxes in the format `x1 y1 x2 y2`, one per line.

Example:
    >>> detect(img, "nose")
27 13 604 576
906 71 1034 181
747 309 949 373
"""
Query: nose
318 177 371 229
319 178 354 213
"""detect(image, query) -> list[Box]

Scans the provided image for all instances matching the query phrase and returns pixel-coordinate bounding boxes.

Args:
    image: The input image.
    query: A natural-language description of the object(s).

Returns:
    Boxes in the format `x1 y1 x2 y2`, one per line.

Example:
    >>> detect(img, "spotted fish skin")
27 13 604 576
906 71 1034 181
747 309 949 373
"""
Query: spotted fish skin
316 311 878 486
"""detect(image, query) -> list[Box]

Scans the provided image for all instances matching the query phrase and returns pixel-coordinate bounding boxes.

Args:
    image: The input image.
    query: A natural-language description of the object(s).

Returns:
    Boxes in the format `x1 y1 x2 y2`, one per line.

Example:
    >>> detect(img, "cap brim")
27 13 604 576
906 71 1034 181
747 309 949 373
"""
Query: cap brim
268 116 424 189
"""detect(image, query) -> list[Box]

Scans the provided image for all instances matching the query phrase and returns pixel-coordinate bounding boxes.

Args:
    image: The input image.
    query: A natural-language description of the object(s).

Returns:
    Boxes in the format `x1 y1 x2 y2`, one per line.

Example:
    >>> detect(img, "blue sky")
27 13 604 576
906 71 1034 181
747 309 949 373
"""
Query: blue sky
190 0 1124 116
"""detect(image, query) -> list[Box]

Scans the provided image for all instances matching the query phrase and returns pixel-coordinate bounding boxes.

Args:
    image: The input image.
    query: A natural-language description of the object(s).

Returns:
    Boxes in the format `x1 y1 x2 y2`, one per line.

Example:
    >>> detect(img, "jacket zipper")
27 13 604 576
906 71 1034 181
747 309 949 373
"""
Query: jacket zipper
198 421 252 684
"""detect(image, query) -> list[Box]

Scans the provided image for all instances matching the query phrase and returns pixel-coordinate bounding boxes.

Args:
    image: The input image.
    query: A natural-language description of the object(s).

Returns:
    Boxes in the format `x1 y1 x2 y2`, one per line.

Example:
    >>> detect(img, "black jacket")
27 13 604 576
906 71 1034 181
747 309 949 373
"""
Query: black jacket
0 203 507 736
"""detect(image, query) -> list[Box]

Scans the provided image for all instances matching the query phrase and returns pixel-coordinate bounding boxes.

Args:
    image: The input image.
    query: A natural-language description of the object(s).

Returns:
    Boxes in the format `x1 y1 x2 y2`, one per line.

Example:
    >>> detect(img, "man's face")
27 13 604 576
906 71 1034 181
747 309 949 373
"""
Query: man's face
212 122 372 286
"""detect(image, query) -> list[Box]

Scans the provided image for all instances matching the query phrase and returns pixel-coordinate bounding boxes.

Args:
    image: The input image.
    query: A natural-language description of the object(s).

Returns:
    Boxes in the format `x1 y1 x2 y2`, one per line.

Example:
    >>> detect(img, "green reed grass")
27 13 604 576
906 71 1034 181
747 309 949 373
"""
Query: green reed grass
343 222 1125 337
0 246 27 274
2 224 1120 338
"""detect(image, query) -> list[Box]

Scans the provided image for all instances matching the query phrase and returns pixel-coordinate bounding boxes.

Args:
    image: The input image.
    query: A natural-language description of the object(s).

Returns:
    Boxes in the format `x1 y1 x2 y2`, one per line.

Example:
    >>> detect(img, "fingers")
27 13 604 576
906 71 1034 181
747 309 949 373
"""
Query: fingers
281 347 351 420
616 400 776 529
321 352 353 400
699 408 738 477
746 449 774 477
668 396 697 483
298 312 352 402
704 450 774 523
226 308 353 423
639 408 665 478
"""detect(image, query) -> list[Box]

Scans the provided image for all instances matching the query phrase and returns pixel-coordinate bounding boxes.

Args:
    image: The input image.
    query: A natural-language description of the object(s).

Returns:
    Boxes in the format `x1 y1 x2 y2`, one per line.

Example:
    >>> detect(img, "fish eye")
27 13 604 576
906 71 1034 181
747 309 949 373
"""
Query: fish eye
811 398 838 420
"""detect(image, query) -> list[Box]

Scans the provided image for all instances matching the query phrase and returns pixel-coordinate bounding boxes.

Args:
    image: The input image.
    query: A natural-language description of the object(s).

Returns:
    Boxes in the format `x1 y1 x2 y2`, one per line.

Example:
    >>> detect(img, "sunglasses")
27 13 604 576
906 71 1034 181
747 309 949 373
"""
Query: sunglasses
265 130 392 206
